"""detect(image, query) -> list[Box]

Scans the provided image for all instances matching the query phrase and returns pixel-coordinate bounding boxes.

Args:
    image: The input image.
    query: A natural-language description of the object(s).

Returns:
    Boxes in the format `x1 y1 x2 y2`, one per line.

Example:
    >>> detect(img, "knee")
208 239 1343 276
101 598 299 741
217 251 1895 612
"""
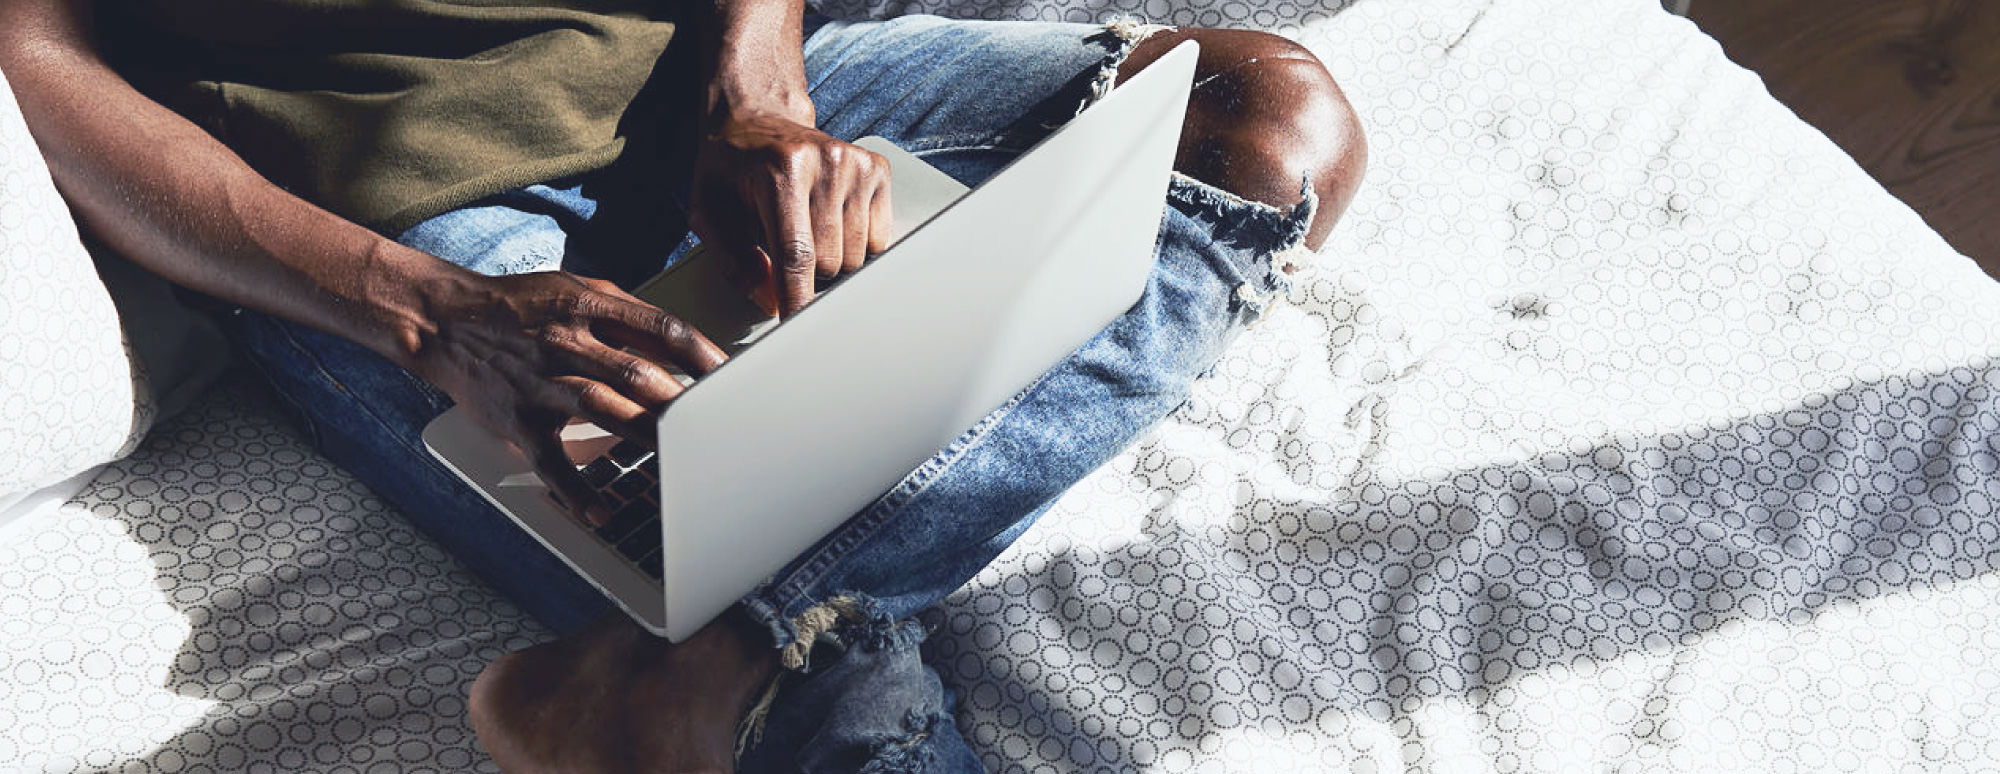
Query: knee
1127 30 1368 251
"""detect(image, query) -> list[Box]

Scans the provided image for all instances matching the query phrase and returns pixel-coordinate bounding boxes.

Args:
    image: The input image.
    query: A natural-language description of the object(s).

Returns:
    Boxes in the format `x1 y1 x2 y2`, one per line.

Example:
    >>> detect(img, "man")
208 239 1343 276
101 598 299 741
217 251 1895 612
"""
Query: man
0 0 1364 769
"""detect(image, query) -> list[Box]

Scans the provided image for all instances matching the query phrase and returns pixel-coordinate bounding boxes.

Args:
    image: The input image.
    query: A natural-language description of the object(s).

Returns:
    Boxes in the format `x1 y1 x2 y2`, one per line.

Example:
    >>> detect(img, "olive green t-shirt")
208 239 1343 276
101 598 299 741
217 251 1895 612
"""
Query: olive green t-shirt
101 0 677 235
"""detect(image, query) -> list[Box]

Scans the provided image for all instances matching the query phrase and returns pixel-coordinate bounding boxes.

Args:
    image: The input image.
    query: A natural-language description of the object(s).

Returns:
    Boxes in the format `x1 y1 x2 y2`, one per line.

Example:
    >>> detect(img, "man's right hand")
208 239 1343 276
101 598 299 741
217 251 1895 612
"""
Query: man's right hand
687 112 894 319
409 271 728 526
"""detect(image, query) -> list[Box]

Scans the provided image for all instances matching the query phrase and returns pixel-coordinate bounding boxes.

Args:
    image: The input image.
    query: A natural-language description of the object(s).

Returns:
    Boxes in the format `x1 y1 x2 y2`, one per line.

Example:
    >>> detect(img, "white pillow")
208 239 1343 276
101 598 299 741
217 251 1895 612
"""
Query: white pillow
0 66 152 506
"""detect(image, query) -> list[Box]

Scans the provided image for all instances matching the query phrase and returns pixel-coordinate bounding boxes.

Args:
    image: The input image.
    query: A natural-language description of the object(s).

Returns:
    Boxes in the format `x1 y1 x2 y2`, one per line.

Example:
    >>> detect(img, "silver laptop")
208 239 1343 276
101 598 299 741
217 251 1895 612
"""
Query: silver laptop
423 41 1200 641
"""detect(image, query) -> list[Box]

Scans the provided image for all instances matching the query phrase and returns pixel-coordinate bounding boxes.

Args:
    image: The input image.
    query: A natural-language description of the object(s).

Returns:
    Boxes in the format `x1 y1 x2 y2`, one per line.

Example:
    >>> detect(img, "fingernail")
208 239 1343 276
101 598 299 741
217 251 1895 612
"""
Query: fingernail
750 282 780 318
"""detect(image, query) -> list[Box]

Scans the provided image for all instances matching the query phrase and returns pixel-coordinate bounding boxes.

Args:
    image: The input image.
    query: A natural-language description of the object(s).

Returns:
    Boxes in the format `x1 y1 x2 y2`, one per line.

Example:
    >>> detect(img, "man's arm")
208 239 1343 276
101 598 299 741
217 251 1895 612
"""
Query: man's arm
0 0 725 523
697 0 816 125
685 0 895 317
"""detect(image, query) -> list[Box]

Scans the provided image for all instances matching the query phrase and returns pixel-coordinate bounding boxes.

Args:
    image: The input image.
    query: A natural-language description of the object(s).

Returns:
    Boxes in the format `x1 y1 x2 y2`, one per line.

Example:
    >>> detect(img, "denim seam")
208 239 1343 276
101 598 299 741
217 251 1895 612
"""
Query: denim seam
236 330 323 449
399 369 454 413
778 370 1047 597
748 369 1056 646
269 321 456 474
900 134 1038 155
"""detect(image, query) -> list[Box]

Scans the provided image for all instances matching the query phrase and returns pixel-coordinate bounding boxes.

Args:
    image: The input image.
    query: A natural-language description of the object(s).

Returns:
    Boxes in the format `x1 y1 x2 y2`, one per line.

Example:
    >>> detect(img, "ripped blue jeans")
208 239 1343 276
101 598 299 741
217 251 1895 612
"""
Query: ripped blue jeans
228 15 1312 773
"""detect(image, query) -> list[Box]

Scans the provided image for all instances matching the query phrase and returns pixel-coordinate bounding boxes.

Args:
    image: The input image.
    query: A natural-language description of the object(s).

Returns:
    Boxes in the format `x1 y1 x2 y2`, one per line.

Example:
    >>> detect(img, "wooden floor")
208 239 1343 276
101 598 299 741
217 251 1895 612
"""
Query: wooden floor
1687 0 2000 279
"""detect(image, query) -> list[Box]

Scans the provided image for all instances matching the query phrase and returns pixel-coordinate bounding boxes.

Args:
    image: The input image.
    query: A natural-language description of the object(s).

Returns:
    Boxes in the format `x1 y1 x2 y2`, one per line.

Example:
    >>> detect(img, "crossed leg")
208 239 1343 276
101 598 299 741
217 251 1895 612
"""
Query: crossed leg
470 20 1365 774
1122 27 1367 251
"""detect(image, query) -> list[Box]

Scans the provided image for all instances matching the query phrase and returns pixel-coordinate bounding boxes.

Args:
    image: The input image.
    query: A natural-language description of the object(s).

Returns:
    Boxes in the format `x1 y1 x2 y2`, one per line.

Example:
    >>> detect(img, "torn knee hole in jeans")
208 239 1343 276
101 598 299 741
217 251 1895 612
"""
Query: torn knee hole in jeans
1080 17 1323 319
851 709 949 774
1169 172 1321 319
737 594 930 756
1075 18 1177 118
777 594 926 670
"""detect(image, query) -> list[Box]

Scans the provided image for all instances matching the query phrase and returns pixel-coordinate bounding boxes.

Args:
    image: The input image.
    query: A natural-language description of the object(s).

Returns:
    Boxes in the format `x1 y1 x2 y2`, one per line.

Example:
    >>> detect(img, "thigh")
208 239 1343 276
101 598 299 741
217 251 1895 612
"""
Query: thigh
802 15 1134 186
228 187 616 636
733 171 1312 774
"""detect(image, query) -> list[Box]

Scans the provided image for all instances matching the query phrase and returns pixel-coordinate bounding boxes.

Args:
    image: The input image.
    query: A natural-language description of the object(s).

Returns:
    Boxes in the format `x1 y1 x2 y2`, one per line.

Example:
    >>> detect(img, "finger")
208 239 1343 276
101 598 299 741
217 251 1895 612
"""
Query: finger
552 338 685 413
812 173 848 279
745 246 781 317
547 292 684 369
589 296 729 376
867 172 895 256
759 175 819 318
841 178 870 274
691 205 777 314
550 375 659 447
528 433 610 526
575 279 666 321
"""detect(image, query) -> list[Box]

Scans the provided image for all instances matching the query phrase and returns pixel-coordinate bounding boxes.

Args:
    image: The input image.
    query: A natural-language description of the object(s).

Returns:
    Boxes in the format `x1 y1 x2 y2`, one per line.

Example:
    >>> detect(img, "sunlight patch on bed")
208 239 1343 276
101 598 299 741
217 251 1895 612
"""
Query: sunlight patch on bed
1273 0 2000 486
0 502 216 770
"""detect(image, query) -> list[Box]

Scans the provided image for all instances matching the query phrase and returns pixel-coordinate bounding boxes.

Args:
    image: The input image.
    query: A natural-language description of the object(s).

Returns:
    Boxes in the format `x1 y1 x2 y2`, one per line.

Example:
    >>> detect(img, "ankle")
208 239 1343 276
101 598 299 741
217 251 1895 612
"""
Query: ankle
676 613 783 700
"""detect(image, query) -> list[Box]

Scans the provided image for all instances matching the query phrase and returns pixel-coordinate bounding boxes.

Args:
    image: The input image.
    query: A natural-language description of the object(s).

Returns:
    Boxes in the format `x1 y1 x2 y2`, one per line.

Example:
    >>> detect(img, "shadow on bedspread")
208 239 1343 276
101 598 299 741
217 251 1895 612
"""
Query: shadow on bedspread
18 358 1997 770
51 383 541 772
926 361 2000 767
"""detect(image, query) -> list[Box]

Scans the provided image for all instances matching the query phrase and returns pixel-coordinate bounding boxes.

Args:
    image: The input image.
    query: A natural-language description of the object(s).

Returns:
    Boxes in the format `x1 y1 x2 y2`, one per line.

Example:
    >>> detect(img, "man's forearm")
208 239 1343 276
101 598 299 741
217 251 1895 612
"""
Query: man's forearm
695 0 815 126
0 2 468 371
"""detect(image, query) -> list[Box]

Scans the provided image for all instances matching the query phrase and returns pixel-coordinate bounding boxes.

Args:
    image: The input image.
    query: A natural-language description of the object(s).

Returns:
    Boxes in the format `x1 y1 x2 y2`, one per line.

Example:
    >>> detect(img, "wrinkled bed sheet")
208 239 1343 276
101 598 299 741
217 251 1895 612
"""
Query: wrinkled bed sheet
10 0 2000 770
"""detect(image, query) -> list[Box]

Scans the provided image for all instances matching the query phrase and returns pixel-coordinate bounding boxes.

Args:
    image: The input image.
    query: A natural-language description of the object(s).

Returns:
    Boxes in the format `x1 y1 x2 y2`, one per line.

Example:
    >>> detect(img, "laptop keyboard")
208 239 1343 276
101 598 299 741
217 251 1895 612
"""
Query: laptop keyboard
578 441 665 580
568 270 857 582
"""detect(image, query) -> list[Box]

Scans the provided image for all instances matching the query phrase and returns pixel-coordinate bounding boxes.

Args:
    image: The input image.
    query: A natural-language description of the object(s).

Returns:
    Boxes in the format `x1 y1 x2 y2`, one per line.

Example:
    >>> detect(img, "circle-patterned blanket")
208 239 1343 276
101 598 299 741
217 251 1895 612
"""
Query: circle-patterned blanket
7 0 2000 771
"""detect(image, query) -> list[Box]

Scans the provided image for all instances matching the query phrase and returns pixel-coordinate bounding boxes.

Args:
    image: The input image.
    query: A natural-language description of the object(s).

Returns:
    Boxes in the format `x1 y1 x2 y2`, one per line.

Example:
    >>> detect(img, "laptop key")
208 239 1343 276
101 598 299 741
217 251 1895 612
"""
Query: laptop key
579 458 620 489
594 501 654 543
610 472 653 502
607 441 650 466
637 548 664 579
615 523 662 561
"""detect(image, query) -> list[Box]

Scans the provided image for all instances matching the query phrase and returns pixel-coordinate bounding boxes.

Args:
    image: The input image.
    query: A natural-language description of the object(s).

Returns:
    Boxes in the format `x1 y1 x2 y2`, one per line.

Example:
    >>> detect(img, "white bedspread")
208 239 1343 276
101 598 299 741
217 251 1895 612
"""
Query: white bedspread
9 0 2000 771
0 388 543 772
892 0 2000 771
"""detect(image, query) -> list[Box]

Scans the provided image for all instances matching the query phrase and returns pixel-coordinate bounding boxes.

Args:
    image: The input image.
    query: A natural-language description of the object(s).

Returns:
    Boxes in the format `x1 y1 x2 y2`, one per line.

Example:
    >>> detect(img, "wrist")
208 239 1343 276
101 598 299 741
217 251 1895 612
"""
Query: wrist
354 241 486 374
698 0 814 128
704 79 814 128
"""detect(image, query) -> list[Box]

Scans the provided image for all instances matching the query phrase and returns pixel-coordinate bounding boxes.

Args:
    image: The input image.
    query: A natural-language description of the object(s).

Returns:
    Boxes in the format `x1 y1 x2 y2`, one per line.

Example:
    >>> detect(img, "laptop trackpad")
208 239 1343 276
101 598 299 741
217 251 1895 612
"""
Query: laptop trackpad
630 137 968 359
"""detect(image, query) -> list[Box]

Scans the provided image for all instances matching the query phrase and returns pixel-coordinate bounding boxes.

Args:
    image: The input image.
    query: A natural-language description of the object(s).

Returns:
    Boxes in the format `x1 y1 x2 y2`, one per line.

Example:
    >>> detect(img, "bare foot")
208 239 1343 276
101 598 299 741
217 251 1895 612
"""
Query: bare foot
469 613 782 773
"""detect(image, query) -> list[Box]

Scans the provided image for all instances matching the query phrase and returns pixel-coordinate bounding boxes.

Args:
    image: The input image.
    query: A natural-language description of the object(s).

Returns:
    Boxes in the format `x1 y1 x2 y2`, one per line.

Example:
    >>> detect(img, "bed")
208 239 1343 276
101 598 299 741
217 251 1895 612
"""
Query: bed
8 0 2000 770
